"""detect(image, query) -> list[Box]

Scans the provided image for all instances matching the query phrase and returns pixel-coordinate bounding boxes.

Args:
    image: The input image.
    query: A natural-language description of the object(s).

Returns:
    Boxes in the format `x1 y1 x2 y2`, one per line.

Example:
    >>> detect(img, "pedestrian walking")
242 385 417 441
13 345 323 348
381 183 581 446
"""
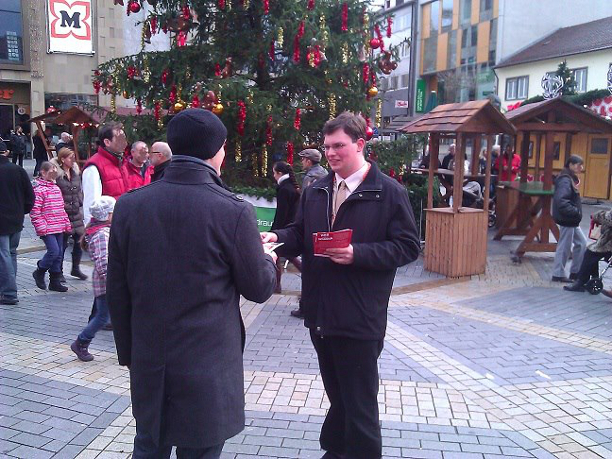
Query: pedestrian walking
33 127 52 176
552 155 586 283
10 126 26 167
299 148 328 188
107 109 278 459
30 162 72 292
0 141 35 305
262 112 420 459
71 196 115 362
271 161 302 295
51 148 88 281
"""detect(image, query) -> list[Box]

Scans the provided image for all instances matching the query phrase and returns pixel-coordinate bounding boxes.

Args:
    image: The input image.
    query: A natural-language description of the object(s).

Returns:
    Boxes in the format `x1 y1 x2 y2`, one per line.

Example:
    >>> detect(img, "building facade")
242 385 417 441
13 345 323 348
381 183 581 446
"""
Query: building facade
0 0 168 141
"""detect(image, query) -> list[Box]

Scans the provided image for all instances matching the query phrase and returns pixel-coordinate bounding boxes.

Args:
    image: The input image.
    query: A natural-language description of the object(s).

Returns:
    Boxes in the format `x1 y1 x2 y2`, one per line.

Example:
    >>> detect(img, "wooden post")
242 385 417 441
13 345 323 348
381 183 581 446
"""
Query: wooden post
35 121 53 160
453 133 465 212
535 133 542 181
543 112 556 190
72 126 81 163
483 135 493 213
427 133 440 209
471 135 481 175
520 131 530 183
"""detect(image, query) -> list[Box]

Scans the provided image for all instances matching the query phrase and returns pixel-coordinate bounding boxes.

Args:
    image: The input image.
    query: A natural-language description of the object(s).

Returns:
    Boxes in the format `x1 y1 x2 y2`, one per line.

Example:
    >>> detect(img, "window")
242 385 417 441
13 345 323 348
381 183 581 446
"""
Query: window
423 35 438 73
480 0 493 21
460 0 471 26
441 0 453 32
506 76 529 100
591 138 609 155
390 76 398 90
572 67 587 93
380 77 388 91
447 30 457 69
0 0 24 64
400 40 411 58
400 73 410 88
430 0 440 34
395 9 413 33
489 18 497 65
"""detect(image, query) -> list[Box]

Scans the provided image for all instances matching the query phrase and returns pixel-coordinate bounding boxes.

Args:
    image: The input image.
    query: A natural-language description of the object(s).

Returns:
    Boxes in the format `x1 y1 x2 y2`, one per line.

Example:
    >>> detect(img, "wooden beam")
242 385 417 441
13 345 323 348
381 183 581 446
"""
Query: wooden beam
483 135 493 214
543 111 556 190
427 134 439 209
72 126 81 164
534 133 542 181
520 131 530 183
471 135 481 176
514 122 583 132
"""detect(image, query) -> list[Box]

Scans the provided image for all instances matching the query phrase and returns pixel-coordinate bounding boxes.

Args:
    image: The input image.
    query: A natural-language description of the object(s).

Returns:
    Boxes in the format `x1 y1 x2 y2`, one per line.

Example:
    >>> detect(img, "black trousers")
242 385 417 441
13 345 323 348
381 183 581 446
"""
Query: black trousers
577 249 612 284
133 428 224 459
310 331 384 459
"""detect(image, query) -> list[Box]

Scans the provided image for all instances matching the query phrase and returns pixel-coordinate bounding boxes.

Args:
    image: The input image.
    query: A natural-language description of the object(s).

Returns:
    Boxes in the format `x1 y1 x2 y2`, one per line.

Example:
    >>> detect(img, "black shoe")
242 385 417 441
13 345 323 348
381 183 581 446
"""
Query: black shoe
569 272 578 281
321 452 345 459
70 340 94 362
32 264 48 290
49 272 68 292
564 282 585 292
70 266 88 280
57 272 67 284
552 276 572 283
290 308 304 319
0 297 19 305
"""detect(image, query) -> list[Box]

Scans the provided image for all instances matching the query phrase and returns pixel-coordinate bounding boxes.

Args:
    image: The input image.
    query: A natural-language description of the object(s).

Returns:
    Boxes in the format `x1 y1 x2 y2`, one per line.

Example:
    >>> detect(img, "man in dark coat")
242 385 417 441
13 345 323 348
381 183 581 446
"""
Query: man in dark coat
150 141 172 182
262 112 420 459
0 141 35 305
107 109 278 458
552 155 586 282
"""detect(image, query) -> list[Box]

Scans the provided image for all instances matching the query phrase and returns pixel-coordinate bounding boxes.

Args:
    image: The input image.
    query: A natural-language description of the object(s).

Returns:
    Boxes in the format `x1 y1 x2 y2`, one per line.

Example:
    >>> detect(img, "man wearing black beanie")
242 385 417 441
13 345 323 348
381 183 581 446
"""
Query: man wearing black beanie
107 109 278 458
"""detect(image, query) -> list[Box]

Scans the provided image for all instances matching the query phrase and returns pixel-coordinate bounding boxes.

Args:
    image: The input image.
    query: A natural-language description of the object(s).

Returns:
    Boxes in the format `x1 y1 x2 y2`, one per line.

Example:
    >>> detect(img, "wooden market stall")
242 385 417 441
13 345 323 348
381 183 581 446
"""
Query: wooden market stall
401 100 516 277
494 98 612 259
26 106 99 164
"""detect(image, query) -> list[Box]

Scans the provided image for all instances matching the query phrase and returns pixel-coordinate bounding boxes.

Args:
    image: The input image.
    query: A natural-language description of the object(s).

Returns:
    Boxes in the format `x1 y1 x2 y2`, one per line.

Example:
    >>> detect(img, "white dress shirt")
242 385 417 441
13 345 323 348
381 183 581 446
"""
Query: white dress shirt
333 161 369 196
82 166 102 224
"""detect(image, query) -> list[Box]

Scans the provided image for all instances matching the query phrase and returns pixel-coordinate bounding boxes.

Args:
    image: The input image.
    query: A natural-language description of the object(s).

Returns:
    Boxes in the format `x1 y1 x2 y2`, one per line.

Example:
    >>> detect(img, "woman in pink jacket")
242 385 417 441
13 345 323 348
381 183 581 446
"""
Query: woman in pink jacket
30 162 72 292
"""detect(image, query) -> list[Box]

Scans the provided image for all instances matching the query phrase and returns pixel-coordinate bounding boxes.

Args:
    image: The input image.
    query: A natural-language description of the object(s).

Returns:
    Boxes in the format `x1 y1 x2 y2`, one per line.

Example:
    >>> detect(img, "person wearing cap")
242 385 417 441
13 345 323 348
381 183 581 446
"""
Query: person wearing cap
107 109 278 458
299 148 328 189
0 141 35 305
149 141 172 182
70 196 116 362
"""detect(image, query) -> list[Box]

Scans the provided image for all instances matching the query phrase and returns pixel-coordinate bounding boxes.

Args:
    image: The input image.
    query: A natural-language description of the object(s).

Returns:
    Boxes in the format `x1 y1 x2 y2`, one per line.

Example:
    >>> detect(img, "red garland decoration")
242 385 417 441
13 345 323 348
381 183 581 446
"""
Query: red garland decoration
266 115 273 145
362 63 370 85
297 21 305 39
269 40 275 60
264 0 269 14
371 72 376 86
293 35 301 63
341 3 348 32
307 0 315 10
169 84 177 105
218 0 225 9
161 68 169 85
214 63 221 76
294 108 301 130
93 80 101 94
182 4 191 20
237 101 246 136
314 45 321 66
287 142 294 165
150 16 157 34
177 31 187 47
136 99 143 114
191 93 200 108
386 17 392 38
374 24 384 51
154 101 161 121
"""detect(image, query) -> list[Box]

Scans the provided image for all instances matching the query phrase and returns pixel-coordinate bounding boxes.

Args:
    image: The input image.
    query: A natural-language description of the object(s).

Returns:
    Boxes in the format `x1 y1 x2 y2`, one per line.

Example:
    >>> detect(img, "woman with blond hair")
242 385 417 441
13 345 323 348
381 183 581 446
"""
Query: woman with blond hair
51 148 88 281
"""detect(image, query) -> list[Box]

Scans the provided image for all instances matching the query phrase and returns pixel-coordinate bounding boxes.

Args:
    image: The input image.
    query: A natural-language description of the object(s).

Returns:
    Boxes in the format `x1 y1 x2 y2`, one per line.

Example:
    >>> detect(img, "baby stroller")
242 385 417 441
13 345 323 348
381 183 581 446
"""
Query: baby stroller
584 254 612 294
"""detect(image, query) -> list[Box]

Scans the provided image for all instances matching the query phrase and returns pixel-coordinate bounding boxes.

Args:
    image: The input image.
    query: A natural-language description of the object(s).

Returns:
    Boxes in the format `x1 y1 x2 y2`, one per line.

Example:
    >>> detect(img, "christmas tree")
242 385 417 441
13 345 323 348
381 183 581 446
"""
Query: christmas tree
94 0 398 182
555 60 577 96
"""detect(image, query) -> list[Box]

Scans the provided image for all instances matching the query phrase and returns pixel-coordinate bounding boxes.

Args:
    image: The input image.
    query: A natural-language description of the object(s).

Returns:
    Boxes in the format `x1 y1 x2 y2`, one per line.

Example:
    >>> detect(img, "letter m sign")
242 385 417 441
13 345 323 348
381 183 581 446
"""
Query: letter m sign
47 0 93 54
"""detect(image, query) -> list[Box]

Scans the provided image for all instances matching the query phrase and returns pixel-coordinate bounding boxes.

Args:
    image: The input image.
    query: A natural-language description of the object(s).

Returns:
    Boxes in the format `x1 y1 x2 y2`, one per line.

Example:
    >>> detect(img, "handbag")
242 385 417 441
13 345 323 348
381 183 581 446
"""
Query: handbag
589 218 601 240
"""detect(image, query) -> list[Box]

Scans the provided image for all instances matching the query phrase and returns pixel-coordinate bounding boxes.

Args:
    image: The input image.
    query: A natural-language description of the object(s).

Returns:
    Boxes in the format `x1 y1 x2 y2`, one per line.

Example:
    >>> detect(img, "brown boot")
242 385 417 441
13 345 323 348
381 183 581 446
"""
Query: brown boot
602 289 612 299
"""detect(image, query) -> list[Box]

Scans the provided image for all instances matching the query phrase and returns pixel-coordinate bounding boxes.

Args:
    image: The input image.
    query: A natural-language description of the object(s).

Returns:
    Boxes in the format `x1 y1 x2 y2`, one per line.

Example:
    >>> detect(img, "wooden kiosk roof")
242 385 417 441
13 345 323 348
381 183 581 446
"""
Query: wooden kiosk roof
400 100 516 135
26 106 99 126
505 98 612 134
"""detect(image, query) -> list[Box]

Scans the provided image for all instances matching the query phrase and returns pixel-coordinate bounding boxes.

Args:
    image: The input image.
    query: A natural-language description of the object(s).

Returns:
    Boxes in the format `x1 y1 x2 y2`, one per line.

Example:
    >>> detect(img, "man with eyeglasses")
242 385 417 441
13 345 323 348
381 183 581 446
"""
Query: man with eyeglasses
149 141 172 182
262 112 420 459
82 123 129 224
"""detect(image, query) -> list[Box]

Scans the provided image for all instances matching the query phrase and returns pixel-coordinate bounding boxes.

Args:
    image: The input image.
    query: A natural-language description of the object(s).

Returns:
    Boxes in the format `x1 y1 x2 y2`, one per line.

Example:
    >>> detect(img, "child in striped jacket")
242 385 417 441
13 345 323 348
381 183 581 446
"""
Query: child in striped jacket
31 162 72 292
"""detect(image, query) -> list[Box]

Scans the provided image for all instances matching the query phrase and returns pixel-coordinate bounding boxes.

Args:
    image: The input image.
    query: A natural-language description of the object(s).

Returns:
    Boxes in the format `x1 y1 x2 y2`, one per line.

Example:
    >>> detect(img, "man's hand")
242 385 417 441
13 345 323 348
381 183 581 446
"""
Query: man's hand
263 243 279 263
260 232 278 244
325 244 354 265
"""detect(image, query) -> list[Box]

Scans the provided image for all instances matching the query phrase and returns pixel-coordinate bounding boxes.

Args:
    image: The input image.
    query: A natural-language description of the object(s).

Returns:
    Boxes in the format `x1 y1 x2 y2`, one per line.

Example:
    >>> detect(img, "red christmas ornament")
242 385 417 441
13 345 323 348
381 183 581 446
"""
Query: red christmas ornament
374 24 384 51
218 0 225 8
128 0 141 14
314 45 321 67
294 108 301 130
214 63 221 77
237 101 246 136
182 4 191 20
161 68 169 85
370 37 380 49
371 72 376 86
365 126 374 140
266 115 273 146
297 21 305 39
150 16 157 34
93 80 101 94
136 100 143 114
127 66 137 79
177 31 187 47
169 85 177 105
269 40 275 60
362 63 370 84
154 101 161 120
386 17 392 38
341 3 348 32
264 0 269 14
389 168 395 178
287 142 294 165
293 35 301 63
191 93 200 108
307 0 315 10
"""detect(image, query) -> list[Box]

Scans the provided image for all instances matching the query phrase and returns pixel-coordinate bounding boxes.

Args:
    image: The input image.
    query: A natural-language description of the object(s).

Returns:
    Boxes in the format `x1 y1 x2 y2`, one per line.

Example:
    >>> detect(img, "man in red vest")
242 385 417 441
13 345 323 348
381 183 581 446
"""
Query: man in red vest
83 123 129 224
123 141 152 191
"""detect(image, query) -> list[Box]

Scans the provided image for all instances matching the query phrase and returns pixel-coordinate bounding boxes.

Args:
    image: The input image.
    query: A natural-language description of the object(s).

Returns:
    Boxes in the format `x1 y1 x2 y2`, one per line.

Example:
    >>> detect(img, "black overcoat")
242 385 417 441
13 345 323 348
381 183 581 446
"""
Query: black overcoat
553 169 582 228
271 178 300 230
273 161 420 340
107 156 277 448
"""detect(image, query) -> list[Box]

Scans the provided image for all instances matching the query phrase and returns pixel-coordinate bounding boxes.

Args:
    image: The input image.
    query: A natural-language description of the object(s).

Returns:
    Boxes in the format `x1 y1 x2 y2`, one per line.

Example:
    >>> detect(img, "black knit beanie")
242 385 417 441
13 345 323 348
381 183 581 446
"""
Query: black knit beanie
167 109 227 160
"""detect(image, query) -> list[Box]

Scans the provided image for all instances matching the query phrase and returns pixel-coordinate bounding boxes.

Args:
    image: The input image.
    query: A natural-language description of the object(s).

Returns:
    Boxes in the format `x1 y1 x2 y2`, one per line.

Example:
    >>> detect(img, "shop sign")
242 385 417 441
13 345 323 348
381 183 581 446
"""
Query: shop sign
0 89 15 100
46 0 94 55
415 79 426 113
394 100 409 109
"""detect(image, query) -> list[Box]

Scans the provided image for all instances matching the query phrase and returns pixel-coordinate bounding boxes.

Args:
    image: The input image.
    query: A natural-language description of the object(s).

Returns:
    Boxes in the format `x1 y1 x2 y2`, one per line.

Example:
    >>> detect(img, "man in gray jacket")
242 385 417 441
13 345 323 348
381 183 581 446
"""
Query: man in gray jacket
299 148 328 189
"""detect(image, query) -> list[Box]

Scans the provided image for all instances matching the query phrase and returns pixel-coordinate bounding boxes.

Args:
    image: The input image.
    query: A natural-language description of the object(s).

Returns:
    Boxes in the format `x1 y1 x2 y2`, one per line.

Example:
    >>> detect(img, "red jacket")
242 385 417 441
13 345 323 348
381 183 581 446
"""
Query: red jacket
494 154 521 181
123 160 152 191
30 179 72 236
84 147 129 199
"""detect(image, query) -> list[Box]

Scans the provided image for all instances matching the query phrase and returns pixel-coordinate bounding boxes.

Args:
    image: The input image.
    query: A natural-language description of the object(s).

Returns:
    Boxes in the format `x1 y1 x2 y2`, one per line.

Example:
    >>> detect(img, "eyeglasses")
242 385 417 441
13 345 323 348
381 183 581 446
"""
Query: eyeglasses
323 142 353 152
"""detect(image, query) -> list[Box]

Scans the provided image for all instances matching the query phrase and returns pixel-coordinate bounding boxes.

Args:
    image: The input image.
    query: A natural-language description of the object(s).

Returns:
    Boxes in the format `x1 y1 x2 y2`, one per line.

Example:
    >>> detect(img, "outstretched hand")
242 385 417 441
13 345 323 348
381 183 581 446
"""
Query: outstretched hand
260 232 278 244
325 244 354 265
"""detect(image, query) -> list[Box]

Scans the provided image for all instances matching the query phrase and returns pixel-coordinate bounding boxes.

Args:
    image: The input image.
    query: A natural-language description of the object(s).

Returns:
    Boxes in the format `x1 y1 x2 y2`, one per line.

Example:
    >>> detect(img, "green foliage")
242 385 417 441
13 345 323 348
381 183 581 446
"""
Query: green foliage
520 89 610 110
367 135 427 174
555 60 577 96
230 185 277 201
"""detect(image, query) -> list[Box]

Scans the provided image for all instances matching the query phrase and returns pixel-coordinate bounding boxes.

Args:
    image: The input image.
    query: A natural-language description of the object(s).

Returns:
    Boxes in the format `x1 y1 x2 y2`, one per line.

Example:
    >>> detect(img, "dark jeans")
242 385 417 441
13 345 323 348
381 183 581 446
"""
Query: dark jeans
63 232 83 262
0 231 21 300
133 428 224 459
40 233 65 273
310 331 384 459
34 157 45 176
576 249 612 284
79 295 108 343
11 153 24 167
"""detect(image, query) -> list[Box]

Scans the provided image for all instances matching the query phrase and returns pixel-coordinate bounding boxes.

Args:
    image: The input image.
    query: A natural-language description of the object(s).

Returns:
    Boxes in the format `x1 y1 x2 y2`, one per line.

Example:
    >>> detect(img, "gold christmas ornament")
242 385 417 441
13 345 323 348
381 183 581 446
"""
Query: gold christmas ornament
252 151 259 177
122 90 129 99
261 145 268 176
367 86 379 98
212 103 224 115
235 140 242 162
376 98 382 127
277 27 284 47
110 93 117 113
320 15 328 47
174 101 186 112
328 93 337 119
342 43 349 64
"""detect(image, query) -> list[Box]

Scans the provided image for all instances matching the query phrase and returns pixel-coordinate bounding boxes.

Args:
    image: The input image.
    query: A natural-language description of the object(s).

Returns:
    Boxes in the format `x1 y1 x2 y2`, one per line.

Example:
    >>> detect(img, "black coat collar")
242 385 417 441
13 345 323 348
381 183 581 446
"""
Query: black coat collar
314 160 383 192
162 155 227 188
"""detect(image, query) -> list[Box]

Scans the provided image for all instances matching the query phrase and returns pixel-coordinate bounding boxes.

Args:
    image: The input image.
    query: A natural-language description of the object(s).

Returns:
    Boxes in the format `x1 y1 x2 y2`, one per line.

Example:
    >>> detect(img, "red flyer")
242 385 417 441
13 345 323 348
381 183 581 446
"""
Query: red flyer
313 229 353 257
